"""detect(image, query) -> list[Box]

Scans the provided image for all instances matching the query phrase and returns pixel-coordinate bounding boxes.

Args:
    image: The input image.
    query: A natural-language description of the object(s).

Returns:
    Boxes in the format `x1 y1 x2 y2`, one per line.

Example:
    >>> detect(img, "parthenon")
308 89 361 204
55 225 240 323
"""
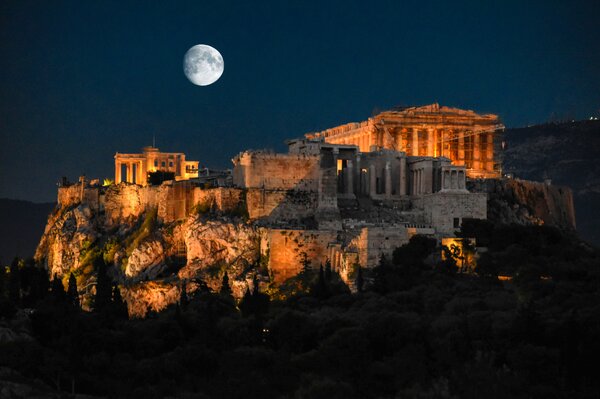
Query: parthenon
305 103 504 178
114 146 199 185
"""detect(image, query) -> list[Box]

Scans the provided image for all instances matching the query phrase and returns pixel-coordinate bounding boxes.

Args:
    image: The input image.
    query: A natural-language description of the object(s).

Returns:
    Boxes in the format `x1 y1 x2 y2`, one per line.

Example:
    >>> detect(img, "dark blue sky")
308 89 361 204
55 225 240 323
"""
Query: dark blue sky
1 0 599 202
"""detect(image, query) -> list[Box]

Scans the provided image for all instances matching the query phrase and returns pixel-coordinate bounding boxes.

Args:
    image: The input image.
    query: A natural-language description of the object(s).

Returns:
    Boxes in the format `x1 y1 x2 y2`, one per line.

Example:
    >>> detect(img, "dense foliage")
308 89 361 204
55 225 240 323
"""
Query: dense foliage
1 222 600 398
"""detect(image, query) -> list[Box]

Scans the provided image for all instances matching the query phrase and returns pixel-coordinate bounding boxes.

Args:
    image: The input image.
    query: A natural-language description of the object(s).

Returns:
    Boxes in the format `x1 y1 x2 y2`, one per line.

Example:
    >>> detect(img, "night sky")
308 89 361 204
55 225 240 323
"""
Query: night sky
1 0 599 202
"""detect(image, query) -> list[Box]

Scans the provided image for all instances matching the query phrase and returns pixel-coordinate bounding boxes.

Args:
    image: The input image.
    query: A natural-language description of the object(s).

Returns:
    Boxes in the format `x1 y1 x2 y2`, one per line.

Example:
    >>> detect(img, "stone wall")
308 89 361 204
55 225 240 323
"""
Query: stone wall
57 184 100 211
266 229 337 283
104 183 147 226
233 151 320 191
348 226 410 268
193 187 244 213
246 188 318 221
414 192 487 235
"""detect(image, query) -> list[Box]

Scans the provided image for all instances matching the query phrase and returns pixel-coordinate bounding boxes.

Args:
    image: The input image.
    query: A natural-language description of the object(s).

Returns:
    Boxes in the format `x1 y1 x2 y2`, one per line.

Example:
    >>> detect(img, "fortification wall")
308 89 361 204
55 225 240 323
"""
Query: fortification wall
193 187 244 212
414 192 487 235
58 185 100 211
246 189 318 220
347 226 410 268
233 152 320 191
104 183 147 226
266 229 337 283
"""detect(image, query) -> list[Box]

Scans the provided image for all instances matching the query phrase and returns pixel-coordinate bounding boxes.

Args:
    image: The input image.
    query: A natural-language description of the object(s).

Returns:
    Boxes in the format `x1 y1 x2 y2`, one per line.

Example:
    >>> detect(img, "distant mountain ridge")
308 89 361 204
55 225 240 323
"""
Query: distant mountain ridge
0 198 55 265
503 120 600 245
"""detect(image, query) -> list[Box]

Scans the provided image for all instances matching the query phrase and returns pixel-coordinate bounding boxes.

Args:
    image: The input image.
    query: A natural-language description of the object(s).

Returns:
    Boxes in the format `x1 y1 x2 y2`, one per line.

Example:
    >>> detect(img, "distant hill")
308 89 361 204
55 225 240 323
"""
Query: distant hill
0 198 55 265
503 120 600 246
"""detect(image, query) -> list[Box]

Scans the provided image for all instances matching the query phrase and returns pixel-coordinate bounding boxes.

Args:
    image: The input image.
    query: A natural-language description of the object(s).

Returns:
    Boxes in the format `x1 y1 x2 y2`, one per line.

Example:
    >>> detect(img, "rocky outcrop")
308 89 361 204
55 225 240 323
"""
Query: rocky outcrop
469 178 576 230
125 239 166 280
179 215 261 298
503 120 599 244
34 204 97 278
122 281 180 318
104 183 145 227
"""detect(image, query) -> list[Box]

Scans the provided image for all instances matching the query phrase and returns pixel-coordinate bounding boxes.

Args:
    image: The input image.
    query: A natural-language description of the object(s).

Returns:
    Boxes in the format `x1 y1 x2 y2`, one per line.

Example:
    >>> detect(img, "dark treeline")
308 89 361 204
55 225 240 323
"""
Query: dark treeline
1 221 600 398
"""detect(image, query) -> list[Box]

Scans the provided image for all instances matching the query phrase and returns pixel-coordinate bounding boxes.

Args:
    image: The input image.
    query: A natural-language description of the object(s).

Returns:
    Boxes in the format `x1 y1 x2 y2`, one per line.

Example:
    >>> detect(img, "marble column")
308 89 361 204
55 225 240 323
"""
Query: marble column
115 160 121 184
126 163 132 183
412 128 419 156
346 160 354 195
138 161 144 185
385 162 392 198
486 133 494 171
399 157 407 196
369 164 376 196
473 133 481 170
458 132 465 165
427 128 434 156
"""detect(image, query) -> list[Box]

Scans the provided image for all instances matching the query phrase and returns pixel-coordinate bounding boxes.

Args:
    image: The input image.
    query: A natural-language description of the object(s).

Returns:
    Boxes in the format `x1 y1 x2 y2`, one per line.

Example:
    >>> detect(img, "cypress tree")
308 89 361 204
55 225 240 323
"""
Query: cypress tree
66 272 79 308
179 280 188 309
112 284 128 319
93 257 112 312
325 259 332 282
356 265 364 293
220 272 233 298
238 287 253 317
51 273 66 303
313 264 329 299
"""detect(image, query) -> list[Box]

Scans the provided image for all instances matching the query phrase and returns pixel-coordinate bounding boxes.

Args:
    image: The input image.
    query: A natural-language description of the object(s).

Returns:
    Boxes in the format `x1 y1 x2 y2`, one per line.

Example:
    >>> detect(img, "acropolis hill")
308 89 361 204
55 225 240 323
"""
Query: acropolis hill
35 104 577 317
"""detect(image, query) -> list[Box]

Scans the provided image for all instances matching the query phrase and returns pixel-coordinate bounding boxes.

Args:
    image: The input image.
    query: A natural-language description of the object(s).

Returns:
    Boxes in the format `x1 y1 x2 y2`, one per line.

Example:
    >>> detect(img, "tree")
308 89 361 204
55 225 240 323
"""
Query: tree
239 274 270 318
50 273 66 303
312 264 329 299
220 272 233 298
238 287 254 317
66 272 79 308
93 257 112 312
325 259 332 282
179 280 188 309
356 265 364 293
111 284 128 319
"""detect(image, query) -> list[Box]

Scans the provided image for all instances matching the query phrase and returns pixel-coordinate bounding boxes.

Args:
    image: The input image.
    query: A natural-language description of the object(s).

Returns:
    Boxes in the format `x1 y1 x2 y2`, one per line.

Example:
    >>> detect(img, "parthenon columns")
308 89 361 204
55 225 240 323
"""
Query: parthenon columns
427 128 434 156
473 133 481 170
412 129 419 156
486 133 494 171
458 132 465 165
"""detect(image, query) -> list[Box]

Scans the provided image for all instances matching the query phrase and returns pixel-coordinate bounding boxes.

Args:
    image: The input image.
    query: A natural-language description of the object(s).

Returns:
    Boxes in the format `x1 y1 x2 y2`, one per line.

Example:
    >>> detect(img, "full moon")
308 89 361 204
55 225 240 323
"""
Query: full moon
183 44 224 86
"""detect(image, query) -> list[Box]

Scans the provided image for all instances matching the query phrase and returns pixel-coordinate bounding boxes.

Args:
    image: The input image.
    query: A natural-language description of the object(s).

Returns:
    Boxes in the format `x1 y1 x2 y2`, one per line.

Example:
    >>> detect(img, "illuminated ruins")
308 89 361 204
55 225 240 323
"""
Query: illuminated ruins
37 104 579 315
51 104 497 287
305 103 504 179
114 146 200 185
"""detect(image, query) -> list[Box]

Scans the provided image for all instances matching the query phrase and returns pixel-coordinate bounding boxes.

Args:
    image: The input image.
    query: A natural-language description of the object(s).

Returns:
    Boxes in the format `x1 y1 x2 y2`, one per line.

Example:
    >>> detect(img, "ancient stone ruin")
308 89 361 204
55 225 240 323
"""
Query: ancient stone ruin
35 104 576 316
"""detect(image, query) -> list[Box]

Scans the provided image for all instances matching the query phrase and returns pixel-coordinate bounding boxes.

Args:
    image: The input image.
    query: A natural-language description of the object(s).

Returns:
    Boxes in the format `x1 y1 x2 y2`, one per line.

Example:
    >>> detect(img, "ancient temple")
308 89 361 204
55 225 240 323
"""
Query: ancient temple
305 103 504 178
114 146 199 185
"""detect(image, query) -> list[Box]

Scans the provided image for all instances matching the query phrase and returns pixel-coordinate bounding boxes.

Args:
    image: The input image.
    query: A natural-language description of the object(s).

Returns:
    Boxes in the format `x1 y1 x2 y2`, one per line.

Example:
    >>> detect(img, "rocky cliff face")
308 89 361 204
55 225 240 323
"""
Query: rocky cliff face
468 178 576 231
35 183 262 317
503 120 600 244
